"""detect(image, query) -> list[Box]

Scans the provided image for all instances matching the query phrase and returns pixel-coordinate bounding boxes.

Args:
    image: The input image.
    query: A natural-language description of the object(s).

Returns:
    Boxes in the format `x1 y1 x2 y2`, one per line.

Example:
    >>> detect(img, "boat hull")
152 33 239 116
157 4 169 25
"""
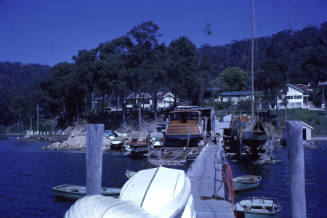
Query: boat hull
233 181 260 192
236 197 281 218
241 212 280 218
164 134 202 147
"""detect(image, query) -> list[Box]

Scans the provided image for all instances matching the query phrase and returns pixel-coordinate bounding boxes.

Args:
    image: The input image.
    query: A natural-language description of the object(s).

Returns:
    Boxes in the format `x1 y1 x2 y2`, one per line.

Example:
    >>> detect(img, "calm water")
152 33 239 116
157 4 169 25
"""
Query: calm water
230 141 327 218
0 137 150 217
0 137 326 217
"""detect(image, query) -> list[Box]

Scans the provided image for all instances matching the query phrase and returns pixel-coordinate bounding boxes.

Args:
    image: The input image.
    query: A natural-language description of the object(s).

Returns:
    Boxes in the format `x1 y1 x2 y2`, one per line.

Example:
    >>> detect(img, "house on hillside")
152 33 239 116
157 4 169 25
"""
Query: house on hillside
215 91 251 105
157 91 175 110
125 91 176 110
126 92 152 110
277 84 309 109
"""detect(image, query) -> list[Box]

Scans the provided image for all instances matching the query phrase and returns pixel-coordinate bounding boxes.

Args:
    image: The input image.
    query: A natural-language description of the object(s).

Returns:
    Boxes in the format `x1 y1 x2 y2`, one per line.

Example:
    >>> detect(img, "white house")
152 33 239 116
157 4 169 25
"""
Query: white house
126 92 153 110
277 84 309 109
216 91 251 105
125 91 175 110
157 91 175 110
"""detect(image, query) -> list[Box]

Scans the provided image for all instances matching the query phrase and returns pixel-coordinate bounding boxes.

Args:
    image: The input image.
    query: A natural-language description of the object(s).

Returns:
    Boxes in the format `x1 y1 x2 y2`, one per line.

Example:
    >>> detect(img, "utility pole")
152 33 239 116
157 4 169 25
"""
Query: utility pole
36 104 39 133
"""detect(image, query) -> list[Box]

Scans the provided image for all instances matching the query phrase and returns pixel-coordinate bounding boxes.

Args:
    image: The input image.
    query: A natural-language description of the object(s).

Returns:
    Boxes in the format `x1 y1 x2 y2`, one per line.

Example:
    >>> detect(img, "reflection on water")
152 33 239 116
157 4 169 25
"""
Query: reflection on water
230 141 327 218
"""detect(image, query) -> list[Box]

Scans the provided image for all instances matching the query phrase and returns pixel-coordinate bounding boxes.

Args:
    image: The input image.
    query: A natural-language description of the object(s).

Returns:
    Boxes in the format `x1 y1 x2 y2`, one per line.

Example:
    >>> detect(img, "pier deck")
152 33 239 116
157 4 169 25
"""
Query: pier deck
187 140 234 218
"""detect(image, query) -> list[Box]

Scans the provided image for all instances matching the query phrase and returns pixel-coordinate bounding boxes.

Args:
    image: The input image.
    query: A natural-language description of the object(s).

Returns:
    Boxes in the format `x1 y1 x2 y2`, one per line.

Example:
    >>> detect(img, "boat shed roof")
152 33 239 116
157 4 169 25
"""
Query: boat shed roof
302 122 313 129
219 91 251 96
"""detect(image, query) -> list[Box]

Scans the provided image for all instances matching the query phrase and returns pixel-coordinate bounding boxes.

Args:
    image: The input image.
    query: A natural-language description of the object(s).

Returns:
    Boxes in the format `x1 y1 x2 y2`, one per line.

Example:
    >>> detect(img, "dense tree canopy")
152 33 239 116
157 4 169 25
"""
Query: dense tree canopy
219 67 249 91
1 20 327 131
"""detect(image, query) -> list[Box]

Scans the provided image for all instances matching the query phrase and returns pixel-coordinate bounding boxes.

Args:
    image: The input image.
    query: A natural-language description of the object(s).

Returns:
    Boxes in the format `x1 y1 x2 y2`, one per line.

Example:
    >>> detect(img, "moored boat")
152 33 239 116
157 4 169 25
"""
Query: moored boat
65 166 196 218
165 109 203 147
52 184 121 200
126 131 149 155
241 118 268 155
150 132 164 147
233 175 262 192
236 197 281 218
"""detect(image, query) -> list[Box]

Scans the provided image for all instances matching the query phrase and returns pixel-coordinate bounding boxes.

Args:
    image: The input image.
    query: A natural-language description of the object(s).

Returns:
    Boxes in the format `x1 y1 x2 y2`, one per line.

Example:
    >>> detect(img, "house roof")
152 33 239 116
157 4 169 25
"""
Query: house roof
219 91 251 96
126 92 152 99
302 122 313 130
287 84 304 93
157 91 174 99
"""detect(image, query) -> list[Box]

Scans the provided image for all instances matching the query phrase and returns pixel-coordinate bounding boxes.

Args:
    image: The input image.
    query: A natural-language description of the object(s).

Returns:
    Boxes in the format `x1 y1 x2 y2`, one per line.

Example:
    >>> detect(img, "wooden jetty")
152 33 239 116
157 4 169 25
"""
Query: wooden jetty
187 139 234 218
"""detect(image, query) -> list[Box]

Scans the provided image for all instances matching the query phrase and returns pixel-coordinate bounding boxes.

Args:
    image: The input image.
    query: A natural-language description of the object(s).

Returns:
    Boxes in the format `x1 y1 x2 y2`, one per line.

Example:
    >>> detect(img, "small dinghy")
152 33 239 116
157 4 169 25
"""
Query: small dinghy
233 175 262 192
52 184 121 200
125 170 137 179
236 197 281 218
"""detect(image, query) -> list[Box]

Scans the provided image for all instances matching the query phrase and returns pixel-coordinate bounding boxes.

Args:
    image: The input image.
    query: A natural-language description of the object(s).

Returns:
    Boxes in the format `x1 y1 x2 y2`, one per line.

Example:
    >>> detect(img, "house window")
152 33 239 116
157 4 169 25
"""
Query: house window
140 99 150 104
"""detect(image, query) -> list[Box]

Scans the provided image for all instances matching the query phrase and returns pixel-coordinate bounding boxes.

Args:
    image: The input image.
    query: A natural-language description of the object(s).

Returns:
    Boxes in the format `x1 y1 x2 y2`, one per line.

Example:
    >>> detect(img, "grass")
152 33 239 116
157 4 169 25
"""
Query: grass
278 109 327 135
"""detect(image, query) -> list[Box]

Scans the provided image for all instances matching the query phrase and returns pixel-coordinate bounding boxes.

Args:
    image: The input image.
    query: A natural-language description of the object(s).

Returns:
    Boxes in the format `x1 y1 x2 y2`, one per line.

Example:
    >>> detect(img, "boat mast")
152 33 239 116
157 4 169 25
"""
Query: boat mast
251 0 255 121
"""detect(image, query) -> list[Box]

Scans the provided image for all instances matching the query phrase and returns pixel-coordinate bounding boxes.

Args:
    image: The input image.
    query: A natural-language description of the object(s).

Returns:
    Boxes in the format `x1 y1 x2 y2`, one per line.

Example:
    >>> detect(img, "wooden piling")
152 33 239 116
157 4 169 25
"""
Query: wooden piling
86 124 104 196
287 121 306 218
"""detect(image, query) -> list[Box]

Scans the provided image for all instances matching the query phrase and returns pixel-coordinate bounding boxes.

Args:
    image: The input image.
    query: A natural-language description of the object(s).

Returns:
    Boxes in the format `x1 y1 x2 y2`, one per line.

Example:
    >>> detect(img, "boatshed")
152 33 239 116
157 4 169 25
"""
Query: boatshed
302 122 313 140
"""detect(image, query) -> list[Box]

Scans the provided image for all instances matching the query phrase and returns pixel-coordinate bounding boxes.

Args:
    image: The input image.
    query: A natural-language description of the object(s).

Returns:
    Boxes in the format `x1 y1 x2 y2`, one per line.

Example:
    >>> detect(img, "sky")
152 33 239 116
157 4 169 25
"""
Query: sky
0 0 327 66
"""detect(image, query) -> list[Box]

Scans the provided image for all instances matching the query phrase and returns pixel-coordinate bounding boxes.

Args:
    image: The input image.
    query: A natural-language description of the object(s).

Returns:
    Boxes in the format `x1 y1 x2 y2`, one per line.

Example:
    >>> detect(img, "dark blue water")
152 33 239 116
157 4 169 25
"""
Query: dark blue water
1 137 326 217
230 141 327 218
0 137 149 217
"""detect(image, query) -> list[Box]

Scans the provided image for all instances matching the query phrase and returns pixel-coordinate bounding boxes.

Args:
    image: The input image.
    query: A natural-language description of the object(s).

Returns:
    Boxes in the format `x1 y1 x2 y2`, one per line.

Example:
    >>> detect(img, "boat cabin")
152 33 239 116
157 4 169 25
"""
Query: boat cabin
165 109 202 146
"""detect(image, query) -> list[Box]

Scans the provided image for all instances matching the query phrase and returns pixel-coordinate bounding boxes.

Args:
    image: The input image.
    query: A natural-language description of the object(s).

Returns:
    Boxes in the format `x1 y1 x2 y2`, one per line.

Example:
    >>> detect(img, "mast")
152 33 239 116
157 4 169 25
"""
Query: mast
251 0 255 121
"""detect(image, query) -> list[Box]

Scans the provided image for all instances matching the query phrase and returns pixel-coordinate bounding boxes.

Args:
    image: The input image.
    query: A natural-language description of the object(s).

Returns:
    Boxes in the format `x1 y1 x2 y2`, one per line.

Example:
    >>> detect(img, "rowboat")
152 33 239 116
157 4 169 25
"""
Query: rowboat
52 184 121 200
233 175 262 192
236 197 281 218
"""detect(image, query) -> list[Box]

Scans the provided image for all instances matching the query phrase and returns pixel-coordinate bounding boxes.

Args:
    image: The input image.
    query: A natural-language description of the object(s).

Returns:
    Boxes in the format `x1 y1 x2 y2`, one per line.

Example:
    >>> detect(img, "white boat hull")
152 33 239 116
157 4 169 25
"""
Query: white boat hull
233 181 260 192
65 167 196 218
241 212 280 218
236 197 281 218
233 175 262 192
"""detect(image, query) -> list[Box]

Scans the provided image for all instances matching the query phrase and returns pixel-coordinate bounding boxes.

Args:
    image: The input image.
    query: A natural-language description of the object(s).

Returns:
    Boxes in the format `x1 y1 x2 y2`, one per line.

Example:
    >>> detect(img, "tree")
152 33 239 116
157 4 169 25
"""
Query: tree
168 36 199 105
219 67 249 92
142 43 169 120
128 21 161 128
256 59 287 108
8 95 28 131
198 55 212 106
97 36 133 127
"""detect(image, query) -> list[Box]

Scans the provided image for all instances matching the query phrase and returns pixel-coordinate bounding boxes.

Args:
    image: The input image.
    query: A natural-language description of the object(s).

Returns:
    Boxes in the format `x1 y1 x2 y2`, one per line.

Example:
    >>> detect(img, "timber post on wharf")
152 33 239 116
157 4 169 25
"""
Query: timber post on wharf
86 124 104 196
287 121 307 218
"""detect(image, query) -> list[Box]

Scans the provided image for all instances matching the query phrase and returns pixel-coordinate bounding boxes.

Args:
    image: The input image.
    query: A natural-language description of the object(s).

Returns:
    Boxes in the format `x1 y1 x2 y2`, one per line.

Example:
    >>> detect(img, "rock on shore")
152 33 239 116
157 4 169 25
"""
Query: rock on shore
42 125 111 152
43 135 111 151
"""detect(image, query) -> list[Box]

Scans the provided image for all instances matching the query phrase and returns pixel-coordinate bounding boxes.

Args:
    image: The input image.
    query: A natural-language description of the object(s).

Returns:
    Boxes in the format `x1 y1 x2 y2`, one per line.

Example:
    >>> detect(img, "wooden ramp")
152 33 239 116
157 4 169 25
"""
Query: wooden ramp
187 141 234 218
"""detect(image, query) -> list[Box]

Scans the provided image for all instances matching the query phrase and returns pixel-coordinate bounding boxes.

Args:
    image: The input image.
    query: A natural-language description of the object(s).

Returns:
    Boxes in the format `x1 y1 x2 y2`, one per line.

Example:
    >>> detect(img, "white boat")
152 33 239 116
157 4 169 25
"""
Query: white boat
52 184 121 200
150 132 164 147
65 166 196 218
236 197 281 218
233 175 262 192
125 169 137 179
